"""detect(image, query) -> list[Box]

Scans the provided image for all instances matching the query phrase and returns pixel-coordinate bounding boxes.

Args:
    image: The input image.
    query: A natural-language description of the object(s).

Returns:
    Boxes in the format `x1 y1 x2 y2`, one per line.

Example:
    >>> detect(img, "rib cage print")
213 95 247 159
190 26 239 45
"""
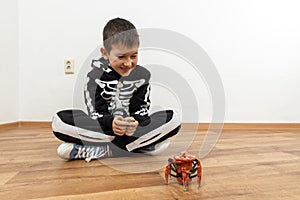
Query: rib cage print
95 78 145 115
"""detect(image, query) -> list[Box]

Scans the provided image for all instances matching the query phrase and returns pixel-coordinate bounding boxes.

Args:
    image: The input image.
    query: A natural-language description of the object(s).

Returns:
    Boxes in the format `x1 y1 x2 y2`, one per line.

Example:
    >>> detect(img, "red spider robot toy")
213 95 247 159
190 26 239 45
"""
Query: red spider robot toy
165 152 202 191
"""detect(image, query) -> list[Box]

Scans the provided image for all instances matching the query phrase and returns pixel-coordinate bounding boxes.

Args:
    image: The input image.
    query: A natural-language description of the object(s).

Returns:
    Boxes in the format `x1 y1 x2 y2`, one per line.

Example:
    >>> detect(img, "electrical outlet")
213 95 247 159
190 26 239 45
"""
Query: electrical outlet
64 59 74 74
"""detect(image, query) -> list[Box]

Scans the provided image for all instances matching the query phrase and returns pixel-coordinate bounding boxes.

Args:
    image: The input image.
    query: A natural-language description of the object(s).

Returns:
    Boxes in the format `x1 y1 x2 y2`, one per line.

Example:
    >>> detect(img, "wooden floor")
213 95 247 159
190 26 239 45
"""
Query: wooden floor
0 124 300 200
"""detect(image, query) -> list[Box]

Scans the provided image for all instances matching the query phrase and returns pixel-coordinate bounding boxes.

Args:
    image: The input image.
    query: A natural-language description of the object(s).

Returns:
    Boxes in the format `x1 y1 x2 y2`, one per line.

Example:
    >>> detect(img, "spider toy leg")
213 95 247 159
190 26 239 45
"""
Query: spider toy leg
182 171 188 191
197 160 202 188
165 158 176 184
165 163 171 184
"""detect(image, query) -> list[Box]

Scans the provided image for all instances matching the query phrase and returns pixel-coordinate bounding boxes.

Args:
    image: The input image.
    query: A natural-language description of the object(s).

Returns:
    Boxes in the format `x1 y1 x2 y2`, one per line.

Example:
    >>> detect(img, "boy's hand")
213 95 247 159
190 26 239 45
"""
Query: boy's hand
124 117 139 136
112 116 139 136
112 116 128 136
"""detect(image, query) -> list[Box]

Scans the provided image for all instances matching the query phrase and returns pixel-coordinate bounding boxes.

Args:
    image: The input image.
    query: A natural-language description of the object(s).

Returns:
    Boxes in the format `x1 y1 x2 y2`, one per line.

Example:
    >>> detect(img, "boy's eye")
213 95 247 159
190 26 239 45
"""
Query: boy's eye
117 55 137 59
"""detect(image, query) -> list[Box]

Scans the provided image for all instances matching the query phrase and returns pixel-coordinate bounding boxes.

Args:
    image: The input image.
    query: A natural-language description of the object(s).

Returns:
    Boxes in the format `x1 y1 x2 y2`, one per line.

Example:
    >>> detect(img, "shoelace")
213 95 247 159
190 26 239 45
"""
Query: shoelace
75 145 111 162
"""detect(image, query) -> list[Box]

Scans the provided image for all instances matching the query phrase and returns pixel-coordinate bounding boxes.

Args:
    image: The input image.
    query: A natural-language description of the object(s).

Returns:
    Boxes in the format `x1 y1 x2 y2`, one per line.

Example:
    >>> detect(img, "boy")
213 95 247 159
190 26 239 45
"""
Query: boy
52 17 181 161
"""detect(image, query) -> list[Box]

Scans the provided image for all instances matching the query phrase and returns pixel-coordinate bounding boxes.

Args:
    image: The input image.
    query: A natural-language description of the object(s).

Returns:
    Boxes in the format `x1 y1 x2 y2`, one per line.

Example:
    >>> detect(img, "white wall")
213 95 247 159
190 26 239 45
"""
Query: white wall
0 0 19 124
16 0 300 122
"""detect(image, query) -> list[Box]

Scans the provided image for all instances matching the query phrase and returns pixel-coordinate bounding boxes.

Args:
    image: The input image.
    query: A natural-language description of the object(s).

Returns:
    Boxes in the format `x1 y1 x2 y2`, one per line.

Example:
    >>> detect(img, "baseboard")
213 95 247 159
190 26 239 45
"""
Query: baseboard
0 122 20 129
19 121 52 128
220 123 300 130
1 121 299 131
0 121 51 129
181 123 300 131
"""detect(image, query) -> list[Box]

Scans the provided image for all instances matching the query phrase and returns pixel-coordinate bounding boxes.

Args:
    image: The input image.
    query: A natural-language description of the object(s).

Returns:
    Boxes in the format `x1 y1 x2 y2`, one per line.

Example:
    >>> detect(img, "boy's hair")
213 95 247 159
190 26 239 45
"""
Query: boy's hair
103 18 139 53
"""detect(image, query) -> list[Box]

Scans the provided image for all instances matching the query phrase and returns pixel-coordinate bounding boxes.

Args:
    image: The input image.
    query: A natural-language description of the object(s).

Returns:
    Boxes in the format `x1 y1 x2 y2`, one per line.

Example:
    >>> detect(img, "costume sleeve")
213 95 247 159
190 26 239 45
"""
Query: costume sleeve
129 73 151 123
84 68 113 131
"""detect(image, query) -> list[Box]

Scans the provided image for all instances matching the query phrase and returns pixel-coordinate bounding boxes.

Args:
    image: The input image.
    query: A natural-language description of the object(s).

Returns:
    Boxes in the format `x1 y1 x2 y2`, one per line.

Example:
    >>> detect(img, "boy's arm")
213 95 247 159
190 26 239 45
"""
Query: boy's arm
84 68 114 132
129 82 151 123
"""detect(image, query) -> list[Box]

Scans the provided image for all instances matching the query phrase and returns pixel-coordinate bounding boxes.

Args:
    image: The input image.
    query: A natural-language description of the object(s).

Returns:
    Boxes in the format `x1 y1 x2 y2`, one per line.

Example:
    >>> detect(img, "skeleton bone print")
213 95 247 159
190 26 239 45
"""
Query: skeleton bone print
95 78 145 116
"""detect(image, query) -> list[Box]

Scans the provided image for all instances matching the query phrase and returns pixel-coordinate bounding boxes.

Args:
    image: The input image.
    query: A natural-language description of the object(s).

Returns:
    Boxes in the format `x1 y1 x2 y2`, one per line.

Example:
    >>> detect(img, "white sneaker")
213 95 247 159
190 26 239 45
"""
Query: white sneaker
57 142 74 160
139 140 170 155
57 142 112 162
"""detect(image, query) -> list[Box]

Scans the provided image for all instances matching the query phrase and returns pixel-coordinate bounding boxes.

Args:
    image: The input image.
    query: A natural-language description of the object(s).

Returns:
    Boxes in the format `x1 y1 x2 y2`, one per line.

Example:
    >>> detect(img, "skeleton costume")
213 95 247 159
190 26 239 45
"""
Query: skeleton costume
52 57 181 154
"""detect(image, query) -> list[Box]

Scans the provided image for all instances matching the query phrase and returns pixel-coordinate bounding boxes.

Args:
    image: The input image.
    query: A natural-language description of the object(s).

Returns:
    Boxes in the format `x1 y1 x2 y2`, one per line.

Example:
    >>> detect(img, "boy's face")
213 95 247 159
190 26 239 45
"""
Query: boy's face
101 43 138 77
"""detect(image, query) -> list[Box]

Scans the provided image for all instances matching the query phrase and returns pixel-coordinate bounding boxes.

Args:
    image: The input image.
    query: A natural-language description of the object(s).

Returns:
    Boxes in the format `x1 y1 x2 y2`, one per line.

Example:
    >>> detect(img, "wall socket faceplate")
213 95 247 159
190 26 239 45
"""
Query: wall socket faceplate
64 59 74 74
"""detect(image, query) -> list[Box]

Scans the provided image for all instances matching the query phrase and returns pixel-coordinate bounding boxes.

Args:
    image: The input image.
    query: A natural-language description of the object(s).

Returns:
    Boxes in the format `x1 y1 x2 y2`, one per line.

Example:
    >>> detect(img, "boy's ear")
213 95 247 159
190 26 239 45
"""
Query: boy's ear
100 47 109 60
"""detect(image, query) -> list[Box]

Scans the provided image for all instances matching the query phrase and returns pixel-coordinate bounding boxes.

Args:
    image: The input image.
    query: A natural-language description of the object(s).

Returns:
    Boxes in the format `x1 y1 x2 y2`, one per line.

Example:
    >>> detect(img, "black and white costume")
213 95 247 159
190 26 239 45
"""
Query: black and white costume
52 57 181 154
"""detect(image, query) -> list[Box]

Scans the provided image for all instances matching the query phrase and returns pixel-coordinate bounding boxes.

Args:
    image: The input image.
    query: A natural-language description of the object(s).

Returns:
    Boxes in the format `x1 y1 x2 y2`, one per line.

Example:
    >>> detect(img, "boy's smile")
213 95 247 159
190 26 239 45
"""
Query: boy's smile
101 44 139 77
